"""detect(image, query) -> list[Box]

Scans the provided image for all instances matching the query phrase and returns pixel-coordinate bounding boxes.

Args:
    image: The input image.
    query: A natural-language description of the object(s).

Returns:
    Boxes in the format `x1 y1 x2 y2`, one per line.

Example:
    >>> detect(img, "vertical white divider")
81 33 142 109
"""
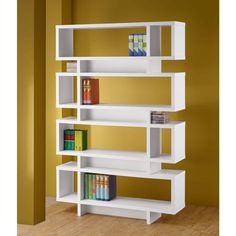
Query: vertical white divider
56 28 74 59
77 155 87 216
171 122 185 162
77 60 82 120
146 211 161 224
146 127 161 173
171 73 185 110
171 23 185 59
171 171 185 213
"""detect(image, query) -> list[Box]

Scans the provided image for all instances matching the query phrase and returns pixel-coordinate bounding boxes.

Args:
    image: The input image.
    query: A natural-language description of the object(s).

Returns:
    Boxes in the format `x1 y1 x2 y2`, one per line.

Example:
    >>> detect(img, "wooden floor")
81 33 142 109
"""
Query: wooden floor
18 198 219 236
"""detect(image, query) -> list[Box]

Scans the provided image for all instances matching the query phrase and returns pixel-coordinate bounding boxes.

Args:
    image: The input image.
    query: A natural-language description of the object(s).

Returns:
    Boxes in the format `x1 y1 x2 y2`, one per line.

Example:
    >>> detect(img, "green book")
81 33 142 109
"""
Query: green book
84 173 89 199
64 129 70 150
92 175 96 200
70 130 75 150
88 174 93 199
82 130 88 150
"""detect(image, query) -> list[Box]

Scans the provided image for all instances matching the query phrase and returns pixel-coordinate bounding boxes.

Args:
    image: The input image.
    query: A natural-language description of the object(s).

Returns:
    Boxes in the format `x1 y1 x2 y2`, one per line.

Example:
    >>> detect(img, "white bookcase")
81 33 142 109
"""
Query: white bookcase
55 21 186 224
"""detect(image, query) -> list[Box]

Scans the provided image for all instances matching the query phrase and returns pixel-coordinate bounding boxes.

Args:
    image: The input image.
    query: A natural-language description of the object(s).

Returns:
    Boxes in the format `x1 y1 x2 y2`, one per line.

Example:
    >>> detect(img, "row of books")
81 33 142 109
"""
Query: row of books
64 129 88 150
82 79 99 104
84 174 116 201
151 112 169 124
129 34 147 56
66 62 77 72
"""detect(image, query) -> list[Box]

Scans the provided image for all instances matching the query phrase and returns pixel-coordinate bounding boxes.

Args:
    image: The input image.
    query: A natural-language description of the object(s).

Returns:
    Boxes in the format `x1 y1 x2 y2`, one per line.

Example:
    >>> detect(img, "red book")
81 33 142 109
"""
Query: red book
82 79 87 104
86 79 99 105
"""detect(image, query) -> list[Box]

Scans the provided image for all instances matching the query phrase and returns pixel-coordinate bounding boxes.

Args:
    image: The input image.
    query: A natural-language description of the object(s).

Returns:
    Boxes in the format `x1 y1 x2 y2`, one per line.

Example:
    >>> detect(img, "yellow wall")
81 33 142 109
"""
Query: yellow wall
46 0 219 206
18 0 45 224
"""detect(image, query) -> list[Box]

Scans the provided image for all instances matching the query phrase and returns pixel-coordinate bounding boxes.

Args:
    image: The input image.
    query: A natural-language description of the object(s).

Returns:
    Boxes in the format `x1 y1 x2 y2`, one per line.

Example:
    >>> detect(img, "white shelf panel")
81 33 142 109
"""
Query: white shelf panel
57 192 78 204
56 161 184 180
56 72 77 77
57 117 185 128
56 21 184 30
57 161 78 171
79 72 185 77
57 102 78 109
79 104 184 112
79 166 184 180
57 149 182 164
57 56 184 61
80 196 174 214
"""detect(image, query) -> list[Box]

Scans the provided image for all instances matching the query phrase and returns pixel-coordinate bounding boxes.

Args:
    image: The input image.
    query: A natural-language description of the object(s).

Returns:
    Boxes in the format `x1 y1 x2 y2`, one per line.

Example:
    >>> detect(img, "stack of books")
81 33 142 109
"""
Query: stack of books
84 174 116 201
66 62 77 72
64 129 87 150
151 112 169 124
82 79 99 104
129 34 147 56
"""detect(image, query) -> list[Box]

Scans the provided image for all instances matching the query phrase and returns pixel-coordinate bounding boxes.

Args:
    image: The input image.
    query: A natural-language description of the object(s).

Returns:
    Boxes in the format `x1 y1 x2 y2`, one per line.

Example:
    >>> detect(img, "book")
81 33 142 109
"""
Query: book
108 175 116 201
92 175 96 200
70 130 75 150
128 34 134 56
84 173 89 199
104 175 109 201
133 34 139 56
66 62 77 72
86 79 99 105
138 34 143 56
151 112 169 124
82 79 87 104
142 34 147 56
64 129 70 150
88 174 93 199
100 175 104 200
74 130 79 151
96 175 100 200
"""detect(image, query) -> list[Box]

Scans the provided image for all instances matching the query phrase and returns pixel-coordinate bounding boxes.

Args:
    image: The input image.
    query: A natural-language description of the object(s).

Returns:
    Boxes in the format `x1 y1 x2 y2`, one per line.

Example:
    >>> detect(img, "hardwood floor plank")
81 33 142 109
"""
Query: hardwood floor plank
18 198 219 236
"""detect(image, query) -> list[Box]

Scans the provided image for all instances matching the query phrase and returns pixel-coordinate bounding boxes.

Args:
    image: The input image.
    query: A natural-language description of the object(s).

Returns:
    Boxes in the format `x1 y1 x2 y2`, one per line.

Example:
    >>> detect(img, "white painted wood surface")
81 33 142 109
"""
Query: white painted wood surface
55 21 186 224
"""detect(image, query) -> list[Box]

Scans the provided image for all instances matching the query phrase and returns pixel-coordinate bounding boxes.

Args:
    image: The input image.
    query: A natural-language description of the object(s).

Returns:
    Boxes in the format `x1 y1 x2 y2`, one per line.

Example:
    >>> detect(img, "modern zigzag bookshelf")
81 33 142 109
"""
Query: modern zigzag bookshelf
55 21 186 224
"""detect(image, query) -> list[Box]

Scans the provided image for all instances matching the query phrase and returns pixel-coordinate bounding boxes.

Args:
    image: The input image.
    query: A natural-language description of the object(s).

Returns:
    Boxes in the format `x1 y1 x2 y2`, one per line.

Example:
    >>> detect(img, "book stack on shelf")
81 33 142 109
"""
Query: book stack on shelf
82 79 99 104
151 112 169 124
64 129 88 150
66 62 77 72
128 34 146 56
84 174 116 201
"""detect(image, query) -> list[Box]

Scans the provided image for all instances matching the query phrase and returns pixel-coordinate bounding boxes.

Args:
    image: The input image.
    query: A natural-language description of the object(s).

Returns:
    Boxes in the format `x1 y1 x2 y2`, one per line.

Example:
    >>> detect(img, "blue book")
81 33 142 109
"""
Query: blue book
142 34 147 56
128 34 134 56
133 34 139 56
138 34 143 56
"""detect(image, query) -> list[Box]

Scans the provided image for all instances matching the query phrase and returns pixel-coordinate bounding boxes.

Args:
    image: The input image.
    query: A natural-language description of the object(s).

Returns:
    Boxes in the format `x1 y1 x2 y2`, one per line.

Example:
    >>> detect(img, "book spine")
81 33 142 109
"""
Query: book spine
142 34 147 56
70 130 75 150
109 175 116 200
104 175 109 201
84 173 88 199
64 129 69 150
78 130 83 151
91 79 99 104
82 130 88 150
92 175 96 200
100 175 104 200
87 79 92 104
128 34 134 56
96 175 100 200
88 174 93 199
74 130 79 151
133 34 139 56
138 34 143 56
83 79 87 104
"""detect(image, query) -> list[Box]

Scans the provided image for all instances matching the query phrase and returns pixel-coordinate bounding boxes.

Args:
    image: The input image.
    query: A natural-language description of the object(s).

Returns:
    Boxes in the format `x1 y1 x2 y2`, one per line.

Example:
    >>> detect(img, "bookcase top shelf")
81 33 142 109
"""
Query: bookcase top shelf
56 21 185 30
56 72 185 77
